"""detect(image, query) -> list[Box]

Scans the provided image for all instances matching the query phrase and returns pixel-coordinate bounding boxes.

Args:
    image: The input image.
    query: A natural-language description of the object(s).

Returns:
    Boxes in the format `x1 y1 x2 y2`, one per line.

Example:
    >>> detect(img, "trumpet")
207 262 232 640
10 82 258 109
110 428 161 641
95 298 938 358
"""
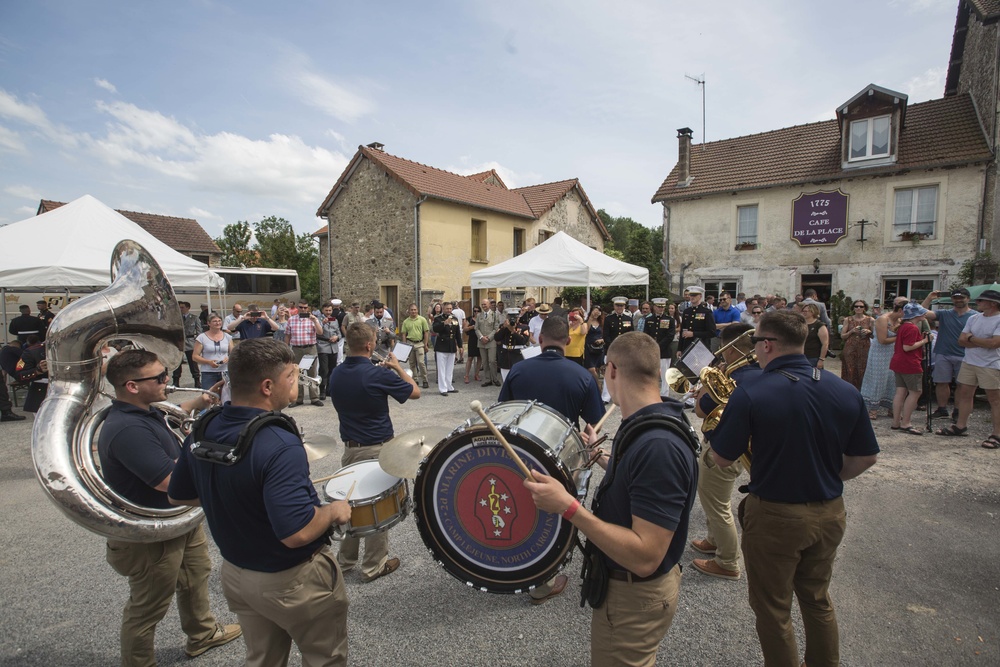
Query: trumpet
371 348 413 377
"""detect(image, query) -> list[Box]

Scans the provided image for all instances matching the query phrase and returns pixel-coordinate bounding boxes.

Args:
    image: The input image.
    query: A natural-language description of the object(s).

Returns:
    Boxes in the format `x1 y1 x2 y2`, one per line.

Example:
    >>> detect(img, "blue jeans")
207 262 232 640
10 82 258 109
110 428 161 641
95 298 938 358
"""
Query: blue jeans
201 372 223 390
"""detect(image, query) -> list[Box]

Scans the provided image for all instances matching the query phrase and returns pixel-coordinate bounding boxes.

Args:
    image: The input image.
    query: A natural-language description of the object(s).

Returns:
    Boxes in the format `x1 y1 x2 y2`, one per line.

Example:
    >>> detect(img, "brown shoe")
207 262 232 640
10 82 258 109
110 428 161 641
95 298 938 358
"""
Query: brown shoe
185 623 242 657
362 557 400 583
689 538 717 555
529 574 568 605
692 558 740 580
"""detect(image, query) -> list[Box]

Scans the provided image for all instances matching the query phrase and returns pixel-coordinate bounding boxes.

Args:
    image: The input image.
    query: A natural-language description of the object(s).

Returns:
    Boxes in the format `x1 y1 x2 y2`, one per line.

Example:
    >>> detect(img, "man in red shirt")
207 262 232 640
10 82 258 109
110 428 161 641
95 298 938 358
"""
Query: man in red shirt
889 302 929 435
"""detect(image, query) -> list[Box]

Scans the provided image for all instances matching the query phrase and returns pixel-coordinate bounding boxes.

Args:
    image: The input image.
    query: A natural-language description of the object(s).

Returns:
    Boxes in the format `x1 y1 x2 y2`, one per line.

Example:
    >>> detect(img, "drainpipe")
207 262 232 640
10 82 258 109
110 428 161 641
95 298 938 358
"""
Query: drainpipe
326 216 332 301
678 261 693 300
414 196 427 312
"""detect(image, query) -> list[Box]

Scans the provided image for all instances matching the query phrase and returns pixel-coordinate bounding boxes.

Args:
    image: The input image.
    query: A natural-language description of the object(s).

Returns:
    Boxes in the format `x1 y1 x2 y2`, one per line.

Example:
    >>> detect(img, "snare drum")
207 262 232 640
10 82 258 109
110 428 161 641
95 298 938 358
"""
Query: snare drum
413 400 591 593
323 460 410 538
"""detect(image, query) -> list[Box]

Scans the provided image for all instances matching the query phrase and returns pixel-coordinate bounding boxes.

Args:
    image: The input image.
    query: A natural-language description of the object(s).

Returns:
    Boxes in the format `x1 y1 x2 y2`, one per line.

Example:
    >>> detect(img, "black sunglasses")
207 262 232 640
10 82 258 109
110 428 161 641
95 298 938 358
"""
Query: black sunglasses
129 370 169 385
750 335 778 345
752 310 762 314
854 304 866 308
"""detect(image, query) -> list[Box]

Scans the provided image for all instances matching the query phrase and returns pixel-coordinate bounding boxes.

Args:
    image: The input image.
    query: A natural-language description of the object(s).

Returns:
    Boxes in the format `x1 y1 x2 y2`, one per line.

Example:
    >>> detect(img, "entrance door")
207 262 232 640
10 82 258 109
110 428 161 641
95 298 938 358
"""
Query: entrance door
801 274 832 308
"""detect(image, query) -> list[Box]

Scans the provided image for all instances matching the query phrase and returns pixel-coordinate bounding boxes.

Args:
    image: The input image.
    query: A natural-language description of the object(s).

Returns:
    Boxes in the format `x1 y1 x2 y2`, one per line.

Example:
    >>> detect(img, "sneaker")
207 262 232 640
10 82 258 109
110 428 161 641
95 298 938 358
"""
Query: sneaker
529 574 569 605
690 538 717 555
1 411 26 422
361 557 400 583
692 558 740 580
931 407 950 419
185 623 242 657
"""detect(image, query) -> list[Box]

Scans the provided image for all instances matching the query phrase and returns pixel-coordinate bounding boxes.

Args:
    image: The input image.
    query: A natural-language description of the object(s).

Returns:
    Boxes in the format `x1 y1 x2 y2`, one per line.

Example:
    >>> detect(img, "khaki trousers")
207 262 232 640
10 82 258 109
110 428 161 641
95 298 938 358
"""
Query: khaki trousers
406 342 427 382
221 549 348 667
742 494 846 667
697 447 745 571
292 344 319 401
105 524 218 667
590 565 681 667
337 444 388 578
480 343 499 384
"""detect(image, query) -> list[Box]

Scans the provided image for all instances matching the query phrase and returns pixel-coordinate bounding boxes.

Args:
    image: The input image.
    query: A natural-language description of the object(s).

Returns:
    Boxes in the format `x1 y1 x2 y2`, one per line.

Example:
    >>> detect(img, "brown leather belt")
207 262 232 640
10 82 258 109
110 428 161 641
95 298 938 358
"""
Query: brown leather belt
345 438 391 448
608 569 665 583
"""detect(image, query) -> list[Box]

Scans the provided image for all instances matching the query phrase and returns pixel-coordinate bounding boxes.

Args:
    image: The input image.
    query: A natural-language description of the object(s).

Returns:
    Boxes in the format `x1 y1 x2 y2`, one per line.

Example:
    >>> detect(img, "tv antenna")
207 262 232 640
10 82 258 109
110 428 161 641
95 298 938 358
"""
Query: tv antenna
685 73 706 145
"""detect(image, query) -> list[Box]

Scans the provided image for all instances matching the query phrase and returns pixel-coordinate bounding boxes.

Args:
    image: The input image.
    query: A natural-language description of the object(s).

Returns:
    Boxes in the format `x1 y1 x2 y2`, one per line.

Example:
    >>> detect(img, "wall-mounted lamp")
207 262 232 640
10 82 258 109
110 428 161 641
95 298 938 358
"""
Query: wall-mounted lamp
812 258 821 273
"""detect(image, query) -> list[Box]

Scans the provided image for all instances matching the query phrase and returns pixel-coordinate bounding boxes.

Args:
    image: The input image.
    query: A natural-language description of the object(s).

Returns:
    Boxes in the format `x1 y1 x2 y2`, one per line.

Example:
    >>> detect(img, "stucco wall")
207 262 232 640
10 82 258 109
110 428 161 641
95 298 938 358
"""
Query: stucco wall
663 164 985 302
318 159 417 306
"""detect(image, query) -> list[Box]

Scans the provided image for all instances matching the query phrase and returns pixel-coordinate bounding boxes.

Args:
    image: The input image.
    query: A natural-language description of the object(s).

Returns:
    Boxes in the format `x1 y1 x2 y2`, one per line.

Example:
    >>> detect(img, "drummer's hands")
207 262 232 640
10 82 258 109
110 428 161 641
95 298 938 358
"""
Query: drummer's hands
328 500 352 526
523 471 576 515
580 423 599 448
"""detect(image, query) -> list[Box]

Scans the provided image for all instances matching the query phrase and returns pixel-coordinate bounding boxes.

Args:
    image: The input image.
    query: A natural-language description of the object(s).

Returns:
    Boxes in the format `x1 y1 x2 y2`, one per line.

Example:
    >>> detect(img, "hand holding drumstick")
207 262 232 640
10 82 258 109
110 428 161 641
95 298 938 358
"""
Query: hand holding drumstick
470 400 535 481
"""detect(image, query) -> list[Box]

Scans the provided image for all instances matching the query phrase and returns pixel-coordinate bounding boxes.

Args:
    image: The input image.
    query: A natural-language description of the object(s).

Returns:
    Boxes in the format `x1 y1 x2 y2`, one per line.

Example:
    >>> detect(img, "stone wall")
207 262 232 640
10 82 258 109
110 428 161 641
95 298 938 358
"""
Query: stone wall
664 164 985 303
317 158 418 307
537 188 605 251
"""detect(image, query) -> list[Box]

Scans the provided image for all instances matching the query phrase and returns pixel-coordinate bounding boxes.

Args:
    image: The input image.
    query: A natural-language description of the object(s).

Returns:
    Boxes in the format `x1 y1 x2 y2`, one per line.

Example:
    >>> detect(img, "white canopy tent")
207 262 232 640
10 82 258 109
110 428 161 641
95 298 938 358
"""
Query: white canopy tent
470 231 649 304
0 195 224 335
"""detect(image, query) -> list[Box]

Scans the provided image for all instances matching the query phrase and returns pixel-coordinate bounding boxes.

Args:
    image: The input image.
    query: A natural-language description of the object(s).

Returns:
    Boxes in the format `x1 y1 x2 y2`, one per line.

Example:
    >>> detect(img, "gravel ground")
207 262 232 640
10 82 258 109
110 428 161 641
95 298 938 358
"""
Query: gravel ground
1 356 998 666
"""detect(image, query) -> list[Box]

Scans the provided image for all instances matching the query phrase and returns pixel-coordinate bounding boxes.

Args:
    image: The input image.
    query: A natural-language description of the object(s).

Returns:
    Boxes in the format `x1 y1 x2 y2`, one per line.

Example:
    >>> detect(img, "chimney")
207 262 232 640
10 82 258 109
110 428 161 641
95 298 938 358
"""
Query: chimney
676 128 693 186
366 142 385 151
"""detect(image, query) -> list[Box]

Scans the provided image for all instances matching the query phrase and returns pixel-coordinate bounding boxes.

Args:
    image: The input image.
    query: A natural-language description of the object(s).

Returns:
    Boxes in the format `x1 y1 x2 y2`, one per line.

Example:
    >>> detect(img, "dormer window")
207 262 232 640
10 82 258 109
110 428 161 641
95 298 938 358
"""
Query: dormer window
849 115 891 161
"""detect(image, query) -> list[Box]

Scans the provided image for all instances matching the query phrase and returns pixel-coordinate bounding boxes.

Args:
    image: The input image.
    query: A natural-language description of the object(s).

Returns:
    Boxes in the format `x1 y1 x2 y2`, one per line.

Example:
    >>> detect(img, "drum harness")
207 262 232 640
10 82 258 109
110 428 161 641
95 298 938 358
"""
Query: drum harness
188 406 299 466
579 410 700 609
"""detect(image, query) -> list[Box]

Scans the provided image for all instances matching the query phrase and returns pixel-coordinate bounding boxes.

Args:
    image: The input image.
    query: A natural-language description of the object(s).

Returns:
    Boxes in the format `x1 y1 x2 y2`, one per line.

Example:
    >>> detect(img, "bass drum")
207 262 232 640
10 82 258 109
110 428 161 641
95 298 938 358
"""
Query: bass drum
413 400 590 594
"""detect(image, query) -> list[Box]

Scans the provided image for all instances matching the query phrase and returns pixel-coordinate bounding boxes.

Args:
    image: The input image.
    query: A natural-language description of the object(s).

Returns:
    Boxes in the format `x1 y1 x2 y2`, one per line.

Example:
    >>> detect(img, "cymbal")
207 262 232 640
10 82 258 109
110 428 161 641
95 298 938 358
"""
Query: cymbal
378 427 449 478
302 433 339 462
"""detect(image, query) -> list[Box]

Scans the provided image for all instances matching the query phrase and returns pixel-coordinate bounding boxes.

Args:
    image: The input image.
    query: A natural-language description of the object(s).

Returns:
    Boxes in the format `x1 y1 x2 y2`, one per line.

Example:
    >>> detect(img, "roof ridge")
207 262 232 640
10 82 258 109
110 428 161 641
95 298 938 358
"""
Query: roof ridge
362 145 474 181
512 177 578 191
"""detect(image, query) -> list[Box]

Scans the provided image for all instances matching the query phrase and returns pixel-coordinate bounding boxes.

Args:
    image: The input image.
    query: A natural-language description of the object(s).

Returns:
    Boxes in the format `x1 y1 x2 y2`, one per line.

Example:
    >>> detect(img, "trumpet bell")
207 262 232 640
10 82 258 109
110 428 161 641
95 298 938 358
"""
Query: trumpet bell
665 367 691 394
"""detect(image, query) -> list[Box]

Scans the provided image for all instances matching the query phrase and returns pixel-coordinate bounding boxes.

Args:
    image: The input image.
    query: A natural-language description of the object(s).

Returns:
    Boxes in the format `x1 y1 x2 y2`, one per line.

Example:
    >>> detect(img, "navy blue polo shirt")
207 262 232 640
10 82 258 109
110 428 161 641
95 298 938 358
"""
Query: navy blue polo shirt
168 405 324 572
711 354 880 503
98 401 179 509
328 356 414 444
498 348 604 427
595 400 698 574
234 319 269 340
698 363 763 428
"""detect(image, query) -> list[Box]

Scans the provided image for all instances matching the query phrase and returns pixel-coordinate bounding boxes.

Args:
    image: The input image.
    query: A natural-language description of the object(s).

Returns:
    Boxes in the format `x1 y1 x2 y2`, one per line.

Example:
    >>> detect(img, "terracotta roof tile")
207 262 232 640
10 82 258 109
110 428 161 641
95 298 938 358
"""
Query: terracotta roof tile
316 147 610 240
969 0 1000 20
465 169 509 189
652 94 991 203
37 200 221 255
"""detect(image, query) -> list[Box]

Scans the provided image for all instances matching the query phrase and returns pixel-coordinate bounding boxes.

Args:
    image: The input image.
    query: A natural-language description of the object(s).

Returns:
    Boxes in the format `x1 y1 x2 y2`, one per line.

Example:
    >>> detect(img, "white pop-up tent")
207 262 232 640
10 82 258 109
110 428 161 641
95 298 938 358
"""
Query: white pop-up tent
470 231 649 303
0 194 224 291
0 195 225 334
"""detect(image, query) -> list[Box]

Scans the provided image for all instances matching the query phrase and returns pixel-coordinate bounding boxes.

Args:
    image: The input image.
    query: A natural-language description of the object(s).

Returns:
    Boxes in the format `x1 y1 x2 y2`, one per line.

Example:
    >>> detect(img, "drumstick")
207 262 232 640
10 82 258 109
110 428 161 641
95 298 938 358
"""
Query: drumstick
469 400 535 481
592 403 616 434
345 480 357 500
311 469 354 485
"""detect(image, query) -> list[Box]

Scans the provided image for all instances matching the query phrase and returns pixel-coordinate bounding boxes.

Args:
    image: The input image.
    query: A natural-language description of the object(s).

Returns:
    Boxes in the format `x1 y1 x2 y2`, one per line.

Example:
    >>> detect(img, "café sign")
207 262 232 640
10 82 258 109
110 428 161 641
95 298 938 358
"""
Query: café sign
790 190 849 247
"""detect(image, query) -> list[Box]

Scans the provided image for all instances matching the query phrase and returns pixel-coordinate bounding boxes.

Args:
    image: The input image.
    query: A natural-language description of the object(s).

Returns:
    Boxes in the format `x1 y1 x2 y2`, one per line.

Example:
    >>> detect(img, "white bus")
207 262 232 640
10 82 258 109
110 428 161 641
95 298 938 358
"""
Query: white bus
211 267 301 313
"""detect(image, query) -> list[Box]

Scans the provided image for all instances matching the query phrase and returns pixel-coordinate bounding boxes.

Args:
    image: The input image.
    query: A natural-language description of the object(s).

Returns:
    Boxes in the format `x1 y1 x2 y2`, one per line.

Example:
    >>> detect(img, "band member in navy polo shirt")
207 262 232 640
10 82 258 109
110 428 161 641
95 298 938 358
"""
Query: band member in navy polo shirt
711 310 879 667
169 338 352 666
99 349 239 664
328 322 420 581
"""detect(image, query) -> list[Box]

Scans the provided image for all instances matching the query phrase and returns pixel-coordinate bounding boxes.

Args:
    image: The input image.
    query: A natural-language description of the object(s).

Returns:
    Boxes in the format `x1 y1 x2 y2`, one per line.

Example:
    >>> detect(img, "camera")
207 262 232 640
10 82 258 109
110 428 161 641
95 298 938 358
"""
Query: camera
248 311 262 317
507 314 518 326
298 311 311 318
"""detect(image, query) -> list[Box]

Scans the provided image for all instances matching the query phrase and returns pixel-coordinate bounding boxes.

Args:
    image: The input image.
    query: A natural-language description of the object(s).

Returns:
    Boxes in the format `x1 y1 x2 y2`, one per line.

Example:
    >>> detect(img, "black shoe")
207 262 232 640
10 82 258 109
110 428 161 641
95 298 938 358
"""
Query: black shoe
931 407 950 419
482 381 493 387
1 411 26 422
448 389 458 393
826 351 836 359
422 380 429 388
440 392 449 396
494 381 502 386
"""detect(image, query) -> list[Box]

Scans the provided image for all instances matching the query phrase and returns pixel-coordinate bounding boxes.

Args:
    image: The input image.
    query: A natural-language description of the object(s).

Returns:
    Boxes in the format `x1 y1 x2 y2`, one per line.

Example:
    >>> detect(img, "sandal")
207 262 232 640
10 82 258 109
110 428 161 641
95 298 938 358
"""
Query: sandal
868 410 878 421
899 426 923 436
982 435 1000 449
935 424 968 437
464 376 470 384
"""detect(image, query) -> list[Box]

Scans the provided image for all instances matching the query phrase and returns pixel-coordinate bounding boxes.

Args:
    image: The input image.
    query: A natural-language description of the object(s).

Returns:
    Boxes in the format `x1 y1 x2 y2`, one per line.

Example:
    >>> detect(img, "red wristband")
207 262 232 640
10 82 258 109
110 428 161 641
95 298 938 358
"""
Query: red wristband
562 499 581 521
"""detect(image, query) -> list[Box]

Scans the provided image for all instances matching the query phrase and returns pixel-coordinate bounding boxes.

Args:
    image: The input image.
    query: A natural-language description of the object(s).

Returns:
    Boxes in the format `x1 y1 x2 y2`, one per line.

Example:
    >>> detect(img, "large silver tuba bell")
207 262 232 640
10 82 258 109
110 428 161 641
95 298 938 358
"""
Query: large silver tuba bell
31 239 205 542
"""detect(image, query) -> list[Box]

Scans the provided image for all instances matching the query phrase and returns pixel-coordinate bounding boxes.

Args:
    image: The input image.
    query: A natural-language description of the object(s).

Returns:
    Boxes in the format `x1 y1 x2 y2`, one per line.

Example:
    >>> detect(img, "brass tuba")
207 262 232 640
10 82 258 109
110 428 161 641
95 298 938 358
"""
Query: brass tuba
31 240 205 542
700 329 757 471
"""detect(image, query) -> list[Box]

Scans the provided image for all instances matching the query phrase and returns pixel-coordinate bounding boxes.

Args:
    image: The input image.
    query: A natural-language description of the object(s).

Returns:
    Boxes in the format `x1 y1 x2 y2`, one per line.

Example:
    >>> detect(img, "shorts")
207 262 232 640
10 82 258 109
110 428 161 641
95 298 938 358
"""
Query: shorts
957 362 1000 390
894 372 922 392
932 355 964 384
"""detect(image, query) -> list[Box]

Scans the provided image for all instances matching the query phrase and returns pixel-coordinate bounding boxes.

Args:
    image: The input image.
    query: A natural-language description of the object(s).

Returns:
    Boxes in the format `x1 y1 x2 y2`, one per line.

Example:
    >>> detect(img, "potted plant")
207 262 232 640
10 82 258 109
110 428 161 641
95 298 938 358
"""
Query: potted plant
735 241 757 251
897 231 930 244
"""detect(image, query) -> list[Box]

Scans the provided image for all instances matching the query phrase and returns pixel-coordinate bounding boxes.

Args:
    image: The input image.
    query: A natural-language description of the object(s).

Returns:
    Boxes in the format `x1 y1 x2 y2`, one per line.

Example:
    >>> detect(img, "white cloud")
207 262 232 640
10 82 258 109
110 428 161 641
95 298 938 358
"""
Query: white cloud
94 78 117 93
905 67 946 102
3 184 41 200
90 99 349 204
189 206 221 220
0 89 79 148
0 125 26 153
289 69 376 123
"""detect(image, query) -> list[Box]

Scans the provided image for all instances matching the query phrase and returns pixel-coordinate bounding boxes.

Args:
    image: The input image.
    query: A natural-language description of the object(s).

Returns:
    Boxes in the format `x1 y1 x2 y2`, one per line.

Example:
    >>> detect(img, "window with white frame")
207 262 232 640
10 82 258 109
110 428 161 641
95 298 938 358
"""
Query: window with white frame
893 186 938 239
849 115 891 161
736 205 758 245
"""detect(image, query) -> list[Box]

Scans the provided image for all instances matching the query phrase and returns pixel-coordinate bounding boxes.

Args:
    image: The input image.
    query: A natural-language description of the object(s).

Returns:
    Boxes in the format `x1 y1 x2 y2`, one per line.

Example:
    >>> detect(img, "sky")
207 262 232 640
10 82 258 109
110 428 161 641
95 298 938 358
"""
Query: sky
0 0 960 240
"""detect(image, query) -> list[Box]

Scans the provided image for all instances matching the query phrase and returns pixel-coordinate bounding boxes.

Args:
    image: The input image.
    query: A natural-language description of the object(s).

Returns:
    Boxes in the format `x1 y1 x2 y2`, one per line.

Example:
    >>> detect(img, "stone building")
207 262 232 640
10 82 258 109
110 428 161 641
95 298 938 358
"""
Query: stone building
36 199 222 266
946 0 1000 261
314 143 609 315
651 84 992 307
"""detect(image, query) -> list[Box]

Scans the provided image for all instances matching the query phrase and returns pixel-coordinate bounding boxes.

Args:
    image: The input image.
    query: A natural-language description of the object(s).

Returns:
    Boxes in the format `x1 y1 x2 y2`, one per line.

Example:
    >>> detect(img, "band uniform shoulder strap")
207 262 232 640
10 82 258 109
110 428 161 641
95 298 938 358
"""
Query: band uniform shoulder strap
189 408 299 466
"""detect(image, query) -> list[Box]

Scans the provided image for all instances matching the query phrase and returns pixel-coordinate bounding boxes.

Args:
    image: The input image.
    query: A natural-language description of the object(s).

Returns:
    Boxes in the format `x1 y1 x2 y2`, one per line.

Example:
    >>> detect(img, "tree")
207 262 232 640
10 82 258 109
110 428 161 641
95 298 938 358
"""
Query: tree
214 216 321 306
215 221 257 268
